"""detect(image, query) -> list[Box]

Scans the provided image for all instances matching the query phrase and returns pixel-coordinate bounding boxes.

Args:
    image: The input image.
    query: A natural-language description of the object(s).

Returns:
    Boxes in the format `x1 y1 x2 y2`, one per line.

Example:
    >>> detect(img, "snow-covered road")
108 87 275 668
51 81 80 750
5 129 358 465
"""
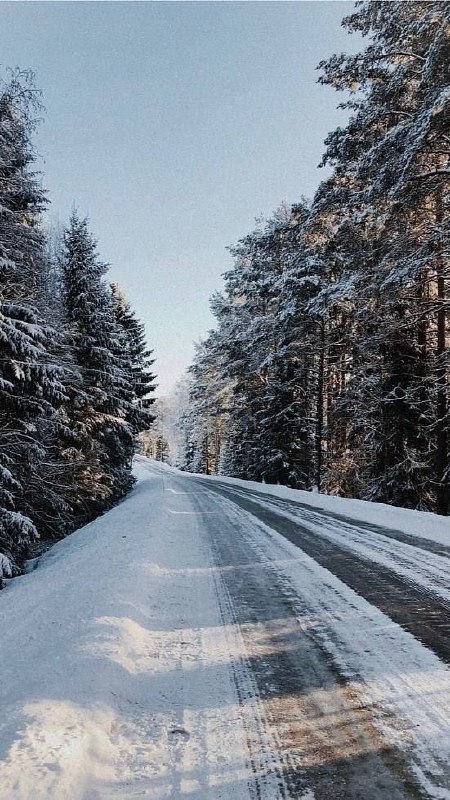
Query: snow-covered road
1 458 450 799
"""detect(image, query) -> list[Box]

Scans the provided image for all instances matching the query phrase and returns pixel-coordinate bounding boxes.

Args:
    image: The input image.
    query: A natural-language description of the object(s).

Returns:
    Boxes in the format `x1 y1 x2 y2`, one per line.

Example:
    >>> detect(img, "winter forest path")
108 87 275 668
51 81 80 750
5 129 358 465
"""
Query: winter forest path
0 458 449 800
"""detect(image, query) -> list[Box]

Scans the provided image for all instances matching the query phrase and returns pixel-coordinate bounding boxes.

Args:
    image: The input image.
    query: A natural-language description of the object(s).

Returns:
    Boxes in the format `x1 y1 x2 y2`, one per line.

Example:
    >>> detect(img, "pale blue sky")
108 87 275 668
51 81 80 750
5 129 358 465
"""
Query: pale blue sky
1 1 358 395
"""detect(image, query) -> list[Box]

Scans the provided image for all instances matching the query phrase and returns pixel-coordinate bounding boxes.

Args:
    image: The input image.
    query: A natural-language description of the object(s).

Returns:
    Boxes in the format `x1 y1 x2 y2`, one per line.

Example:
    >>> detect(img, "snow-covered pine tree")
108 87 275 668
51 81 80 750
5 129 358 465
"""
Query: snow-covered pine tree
60 213 134 519
181 204 322 488
317 0 449 512
110 283 156 434
275 202 328 490
301 189 372 498
221 206 323 487
198 228 268 480
174 1 448 514
0 71 67 578
187 335 229 474
212 223 282 481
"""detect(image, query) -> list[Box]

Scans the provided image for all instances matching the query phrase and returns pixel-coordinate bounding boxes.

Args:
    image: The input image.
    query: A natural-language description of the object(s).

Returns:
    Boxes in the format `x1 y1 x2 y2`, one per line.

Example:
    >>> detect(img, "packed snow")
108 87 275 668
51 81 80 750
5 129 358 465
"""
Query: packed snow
0 463 282 799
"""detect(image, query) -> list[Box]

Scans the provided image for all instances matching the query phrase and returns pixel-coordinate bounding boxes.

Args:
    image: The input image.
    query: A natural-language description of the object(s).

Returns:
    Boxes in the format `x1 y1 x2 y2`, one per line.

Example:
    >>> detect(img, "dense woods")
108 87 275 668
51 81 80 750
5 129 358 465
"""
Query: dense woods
1 0 448 593
0 71 155 582
175 1 449 515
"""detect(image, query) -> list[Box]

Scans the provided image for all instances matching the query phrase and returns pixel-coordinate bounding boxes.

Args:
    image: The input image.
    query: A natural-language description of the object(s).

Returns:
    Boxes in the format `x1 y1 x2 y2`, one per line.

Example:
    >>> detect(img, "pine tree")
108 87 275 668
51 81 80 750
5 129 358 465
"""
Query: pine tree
60 213 134 518
110 283 156 434
0 71 66 577
180 205 322 488
317 0 449 512
175 2 448 515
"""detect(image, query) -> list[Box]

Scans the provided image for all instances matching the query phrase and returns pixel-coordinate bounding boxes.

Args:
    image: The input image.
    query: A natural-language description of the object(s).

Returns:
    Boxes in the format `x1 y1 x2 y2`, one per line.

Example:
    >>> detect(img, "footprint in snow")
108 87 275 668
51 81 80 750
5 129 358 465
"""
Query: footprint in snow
169 727 190 742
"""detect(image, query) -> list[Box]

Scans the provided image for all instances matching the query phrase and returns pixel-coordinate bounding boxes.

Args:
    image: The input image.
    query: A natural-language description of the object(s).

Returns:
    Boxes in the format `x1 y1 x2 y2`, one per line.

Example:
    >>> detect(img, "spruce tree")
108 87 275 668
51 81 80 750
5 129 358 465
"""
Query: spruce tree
110 283 156 434
61 213 134 518
0 71 66 577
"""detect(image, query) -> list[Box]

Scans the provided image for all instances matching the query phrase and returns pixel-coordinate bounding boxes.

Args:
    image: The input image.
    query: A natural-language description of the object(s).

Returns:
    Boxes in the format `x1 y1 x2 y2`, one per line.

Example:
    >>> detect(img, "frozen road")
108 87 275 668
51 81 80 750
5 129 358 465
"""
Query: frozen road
1 458 450 799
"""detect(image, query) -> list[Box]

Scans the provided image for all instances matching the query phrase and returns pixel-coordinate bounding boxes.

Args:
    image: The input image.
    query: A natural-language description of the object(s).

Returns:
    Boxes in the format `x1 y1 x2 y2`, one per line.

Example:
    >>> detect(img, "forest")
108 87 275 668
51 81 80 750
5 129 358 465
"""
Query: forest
174 1 449 516
1 0 449 591
0 4 449 796
0 71 155 582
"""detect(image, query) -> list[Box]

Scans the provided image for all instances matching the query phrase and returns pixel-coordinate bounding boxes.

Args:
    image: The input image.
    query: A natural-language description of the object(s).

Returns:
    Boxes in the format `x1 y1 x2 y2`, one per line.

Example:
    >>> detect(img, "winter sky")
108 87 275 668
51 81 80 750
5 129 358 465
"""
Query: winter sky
1 1 359 396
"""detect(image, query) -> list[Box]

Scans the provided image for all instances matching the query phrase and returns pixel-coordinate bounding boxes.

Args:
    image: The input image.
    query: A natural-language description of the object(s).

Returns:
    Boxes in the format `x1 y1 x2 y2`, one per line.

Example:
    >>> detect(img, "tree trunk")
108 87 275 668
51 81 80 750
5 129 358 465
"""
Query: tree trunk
435 196 448 514
315 319 326 492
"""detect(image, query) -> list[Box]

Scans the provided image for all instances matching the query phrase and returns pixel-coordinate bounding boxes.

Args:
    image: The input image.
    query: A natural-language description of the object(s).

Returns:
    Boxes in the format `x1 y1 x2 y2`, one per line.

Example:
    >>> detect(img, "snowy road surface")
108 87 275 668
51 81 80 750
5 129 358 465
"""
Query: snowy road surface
1 458 450 799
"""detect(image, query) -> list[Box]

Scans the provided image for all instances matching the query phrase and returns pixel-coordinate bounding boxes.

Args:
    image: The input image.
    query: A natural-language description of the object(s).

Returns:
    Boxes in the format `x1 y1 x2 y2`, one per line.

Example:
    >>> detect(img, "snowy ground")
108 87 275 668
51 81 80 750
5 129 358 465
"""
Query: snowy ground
0 458 449 799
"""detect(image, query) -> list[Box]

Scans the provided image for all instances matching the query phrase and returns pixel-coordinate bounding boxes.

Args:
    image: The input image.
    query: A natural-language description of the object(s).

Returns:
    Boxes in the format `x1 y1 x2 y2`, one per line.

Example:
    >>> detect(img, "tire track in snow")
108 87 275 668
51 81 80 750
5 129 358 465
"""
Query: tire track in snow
203 482 450 667
201 478 450 560
189 487 424 800
211 555 290 800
